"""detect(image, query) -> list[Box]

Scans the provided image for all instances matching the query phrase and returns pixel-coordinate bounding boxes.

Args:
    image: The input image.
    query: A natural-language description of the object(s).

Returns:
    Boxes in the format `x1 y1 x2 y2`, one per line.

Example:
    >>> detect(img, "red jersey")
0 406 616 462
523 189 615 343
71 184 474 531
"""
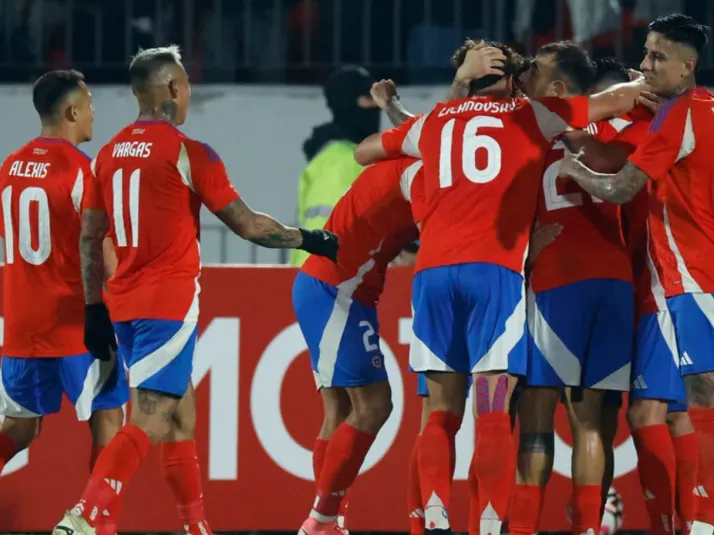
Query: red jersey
0 138 90 357
84 120 240 322
628 88 714 298
301 158 421 306
381 96 590 274
530 120 632 293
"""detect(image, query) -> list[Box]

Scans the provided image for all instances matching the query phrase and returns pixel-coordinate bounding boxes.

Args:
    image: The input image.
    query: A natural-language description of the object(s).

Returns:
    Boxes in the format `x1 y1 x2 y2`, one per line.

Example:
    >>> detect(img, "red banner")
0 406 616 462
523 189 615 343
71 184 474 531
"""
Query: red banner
0 266 647 532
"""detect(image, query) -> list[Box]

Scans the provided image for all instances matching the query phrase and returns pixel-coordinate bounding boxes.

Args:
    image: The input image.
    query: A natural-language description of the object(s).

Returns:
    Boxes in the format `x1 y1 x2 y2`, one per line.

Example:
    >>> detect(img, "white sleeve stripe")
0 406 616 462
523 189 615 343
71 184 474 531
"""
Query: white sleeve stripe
676 108 695 162
90 157 97 175
529 98 570 142
177 142 195 192
399 160 424 201
608 117 632 133
401 113 429 158
71 168 84 213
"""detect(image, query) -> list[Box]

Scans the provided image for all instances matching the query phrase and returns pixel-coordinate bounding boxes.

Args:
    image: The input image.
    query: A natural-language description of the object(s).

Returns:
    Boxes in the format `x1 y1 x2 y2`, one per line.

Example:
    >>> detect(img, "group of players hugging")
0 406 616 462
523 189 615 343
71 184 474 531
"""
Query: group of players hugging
0 9 711 535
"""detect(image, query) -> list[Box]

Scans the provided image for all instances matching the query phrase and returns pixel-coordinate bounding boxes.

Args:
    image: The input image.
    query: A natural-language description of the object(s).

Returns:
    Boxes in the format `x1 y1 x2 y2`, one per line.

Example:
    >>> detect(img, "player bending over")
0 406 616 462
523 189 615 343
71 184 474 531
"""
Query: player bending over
294 155 424 535
559 14 713 535
0 71 128 535
355 39 646 535
53 45 337 535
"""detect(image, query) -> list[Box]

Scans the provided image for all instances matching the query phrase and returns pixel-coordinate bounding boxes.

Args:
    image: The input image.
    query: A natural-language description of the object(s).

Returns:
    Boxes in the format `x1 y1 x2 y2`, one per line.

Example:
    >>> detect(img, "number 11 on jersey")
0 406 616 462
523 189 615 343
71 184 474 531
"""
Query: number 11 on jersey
112 168 140 247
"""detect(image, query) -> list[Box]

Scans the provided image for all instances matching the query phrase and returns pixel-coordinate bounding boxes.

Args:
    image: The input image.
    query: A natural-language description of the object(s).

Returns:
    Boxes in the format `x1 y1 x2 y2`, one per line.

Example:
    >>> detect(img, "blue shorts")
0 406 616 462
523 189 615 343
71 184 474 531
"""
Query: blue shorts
417 373 473 397
667 293 714 376
410 263 527 375
630 311 687 404
526 279 633 391
293 272 387 389
114 319 197 398
0 353 128 421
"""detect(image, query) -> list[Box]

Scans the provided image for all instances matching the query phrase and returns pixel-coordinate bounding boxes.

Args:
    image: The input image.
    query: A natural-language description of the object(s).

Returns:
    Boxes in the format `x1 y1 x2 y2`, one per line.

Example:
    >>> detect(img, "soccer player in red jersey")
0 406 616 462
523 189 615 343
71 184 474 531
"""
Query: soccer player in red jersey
0 71 128 534
53 45 338 535
355 40 645 535
560 14 714 535
294 157 423 535
512 47 639 535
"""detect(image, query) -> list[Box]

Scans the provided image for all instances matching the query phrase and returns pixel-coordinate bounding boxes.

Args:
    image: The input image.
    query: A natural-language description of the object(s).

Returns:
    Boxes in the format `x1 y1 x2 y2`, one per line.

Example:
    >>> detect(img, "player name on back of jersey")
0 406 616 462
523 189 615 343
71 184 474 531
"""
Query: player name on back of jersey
438 98 519 117
7 160 50 179
112 140 153 159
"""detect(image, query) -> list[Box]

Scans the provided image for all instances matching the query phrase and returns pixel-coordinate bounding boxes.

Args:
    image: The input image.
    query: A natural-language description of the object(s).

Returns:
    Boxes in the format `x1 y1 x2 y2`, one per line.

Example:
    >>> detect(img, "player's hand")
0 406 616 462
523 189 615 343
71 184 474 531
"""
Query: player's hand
638 90 665 114
527 222 563 266
299 228 339 263
455 43 506 84
84 302 118 361
371 80 399 110
558 148 585 179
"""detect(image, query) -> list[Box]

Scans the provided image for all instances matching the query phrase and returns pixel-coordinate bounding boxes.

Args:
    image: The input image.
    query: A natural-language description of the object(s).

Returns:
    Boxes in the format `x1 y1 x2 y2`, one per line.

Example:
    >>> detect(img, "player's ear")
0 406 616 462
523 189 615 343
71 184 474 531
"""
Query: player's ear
168 79 180 100
549 80 567 97
683 56 697 78
63 103 78 124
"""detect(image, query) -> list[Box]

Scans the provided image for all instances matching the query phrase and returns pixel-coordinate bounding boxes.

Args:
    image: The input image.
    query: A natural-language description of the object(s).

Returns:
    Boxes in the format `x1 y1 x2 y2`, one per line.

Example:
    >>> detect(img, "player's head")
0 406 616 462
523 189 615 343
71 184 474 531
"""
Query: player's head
641 14 709 98
524 41 596 98
129 44 190 125
324 65 379 140
32 69 93 142
452 40 525 97
590 58 629 94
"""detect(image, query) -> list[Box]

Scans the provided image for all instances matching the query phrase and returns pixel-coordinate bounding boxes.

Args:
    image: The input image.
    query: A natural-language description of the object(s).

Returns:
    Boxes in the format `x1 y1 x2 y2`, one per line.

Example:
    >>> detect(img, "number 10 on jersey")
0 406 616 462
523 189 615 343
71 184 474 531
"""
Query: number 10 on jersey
112 168 140 247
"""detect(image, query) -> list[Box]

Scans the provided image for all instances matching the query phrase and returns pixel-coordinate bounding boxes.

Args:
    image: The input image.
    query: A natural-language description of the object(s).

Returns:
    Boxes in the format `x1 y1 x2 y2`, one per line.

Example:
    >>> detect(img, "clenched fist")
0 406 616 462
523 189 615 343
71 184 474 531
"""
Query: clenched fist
370 79 399 110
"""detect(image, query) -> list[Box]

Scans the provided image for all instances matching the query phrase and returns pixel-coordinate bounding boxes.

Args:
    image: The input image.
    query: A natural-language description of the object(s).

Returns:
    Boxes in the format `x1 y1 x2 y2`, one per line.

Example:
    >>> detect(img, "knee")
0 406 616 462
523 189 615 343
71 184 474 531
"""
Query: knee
627 399 668 429
1 417 41 450
667 410 694 437
89 407 125 445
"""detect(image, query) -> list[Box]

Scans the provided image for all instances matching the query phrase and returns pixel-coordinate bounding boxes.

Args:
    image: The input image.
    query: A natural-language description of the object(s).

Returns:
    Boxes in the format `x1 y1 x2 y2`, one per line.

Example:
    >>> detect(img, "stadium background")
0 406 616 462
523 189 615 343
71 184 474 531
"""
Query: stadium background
0 0 712 534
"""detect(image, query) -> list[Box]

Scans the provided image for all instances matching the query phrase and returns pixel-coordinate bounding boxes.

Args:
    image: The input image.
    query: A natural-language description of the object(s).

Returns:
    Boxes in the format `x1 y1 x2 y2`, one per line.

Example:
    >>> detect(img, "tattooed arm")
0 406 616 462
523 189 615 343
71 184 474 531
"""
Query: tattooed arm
559 151 648 204
80 209 110 304
383 98 415 127
216 198 303 248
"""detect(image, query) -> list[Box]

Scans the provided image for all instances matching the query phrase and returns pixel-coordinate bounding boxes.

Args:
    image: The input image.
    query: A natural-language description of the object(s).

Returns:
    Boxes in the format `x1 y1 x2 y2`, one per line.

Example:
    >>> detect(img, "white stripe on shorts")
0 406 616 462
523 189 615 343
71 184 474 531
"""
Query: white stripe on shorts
0 366 40 418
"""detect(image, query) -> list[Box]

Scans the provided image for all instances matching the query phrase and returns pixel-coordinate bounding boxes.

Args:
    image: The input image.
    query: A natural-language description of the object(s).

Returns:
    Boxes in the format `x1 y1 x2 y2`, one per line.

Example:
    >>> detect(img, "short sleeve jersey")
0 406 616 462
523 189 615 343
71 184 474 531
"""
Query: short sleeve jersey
380 96 590 275
84 120 239 322
628 88 714 297
301 158 421 306
0 138 91 357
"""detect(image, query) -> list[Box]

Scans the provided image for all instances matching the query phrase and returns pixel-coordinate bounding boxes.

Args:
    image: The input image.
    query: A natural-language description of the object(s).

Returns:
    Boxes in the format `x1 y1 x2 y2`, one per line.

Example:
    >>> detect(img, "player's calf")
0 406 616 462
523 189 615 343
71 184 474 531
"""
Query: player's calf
510 387 559 535
471 373 519 535
0 415 41 472
668 407 698 535
685 372 714 533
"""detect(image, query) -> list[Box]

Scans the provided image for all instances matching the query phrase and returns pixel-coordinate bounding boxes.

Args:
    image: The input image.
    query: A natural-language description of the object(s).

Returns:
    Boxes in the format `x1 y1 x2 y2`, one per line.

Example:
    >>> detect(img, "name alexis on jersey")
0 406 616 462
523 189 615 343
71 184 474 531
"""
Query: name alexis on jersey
8 160 50 179
438 99 519 117
112 141 153 159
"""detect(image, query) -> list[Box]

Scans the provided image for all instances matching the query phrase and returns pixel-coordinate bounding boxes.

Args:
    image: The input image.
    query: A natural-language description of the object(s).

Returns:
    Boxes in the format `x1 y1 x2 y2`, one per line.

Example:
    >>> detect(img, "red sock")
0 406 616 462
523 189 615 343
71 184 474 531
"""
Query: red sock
161 440 212 535
313 438 329 481
90 446 123 535
672 433 699 535
0 432 18 473
75 425 152 526
474 413 515 535
572 485 602 535
408 436 425 535
509 484 544 535
311 423 375 522
468 452 480 535
632 425 677 535
688 408 714 526
418 410 461 531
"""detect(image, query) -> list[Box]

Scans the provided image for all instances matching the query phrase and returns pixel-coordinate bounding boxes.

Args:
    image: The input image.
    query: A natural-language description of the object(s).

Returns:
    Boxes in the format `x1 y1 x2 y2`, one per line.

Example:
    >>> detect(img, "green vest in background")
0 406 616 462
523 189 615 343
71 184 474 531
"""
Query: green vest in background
290 140 363 267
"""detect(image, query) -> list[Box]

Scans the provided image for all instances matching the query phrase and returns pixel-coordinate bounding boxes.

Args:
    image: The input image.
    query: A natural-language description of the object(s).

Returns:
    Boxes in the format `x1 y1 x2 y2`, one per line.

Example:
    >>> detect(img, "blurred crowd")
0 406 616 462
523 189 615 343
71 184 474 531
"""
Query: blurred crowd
0 0 712 85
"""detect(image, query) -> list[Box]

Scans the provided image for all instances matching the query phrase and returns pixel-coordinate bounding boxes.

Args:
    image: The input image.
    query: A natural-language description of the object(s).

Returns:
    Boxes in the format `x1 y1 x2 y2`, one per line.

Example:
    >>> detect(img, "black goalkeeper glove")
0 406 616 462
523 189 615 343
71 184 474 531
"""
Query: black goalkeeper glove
84 303 118 361
298 228 339 263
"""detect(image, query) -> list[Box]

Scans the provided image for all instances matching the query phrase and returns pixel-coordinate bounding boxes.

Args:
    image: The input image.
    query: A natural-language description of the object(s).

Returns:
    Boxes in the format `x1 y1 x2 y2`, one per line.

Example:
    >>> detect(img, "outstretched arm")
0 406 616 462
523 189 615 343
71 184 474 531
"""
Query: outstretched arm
215 198 338 261
559 151 648 204
80 209 109 304
587 77 648 124
216 198 302 247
